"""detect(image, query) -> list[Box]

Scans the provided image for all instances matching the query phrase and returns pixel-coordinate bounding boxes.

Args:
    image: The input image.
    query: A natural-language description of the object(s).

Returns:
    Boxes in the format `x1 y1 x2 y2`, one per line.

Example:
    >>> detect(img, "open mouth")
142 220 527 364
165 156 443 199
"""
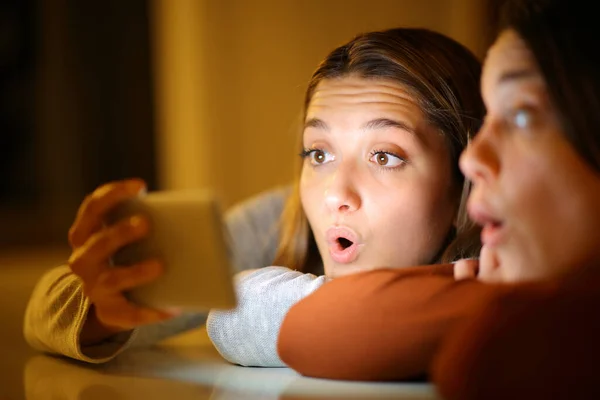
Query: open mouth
337 237 354 250
481 220 505 246
467 201 507 247
490 220 503 228
326 226 360 264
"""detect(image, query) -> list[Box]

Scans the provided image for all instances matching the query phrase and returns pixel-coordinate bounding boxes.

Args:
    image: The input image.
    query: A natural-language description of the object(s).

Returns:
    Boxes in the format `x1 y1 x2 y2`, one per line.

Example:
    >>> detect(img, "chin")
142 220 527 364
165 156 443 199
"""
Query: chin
327 264 367 279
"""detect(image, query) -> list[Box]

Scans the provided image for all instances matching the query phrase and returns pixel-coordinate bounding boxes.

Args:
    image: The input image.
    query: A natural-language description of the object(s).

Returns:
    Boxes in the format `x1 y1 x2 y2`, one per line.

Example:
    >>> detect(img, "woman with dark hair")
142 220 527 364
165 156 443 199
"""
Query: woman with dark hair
433 0 600 398
279 0 600 397
24 27 484 368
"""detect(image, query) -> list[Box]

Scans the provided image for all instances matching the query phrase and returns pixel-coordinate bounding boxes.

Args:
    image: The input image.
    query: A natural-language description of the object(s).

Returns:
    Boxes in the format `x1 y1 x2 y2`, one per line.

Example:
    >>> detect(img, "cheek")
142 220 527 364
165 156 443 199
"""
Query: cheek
409 164 458 224
370 190 455 266
299 172 310 216
373 173 457 237
502 146 568 236
499 146 600 278
412 143 460 222
299 168 320 222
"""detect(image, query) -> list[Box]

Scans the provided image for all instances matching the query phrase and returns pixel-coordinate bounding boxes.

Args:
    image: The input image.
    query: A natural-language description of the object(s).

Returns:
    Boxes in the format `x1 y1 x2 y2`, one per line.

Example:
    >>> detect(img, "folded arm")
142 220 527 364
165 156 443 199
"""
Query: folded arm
278 264 497 381
207 266 329 367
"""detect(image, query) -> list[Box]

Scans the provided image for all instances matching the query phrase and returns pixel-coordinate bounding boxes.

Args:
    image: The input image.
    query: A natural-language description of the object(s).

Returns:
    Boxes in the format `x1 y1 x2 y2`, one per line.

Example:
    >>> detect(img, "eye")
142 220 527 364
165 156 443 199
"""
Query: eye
369 151 406 168
509 107 535 130
300 148 334 166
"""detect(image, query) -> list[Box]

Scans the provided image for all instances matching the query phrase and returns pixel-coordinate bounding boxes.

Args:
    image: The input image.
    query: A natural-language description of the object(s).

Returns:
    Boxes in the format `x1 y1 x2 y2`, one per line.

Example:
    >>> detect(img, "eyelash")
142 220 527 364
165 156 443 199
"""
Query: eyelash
299 148 316 159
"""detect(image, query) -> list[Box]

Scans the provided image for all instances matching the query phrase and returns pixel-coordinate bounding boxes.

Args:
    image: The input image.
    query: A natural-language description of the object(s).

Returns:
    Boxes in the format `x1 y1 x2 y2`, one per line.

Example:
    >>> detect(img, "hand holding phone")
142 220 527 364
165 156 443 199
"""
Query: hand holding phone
106 188 237 311
67 179 236 342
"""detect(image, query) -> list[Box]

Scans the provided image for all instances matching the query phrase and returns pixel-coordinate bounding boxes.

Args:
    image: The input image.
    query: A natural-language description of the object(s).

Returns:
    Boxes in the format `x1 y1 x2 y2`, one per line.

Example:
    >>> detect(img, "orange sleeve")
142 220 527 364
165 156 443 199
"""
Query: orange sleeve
277 264 498 381
432 277 600 400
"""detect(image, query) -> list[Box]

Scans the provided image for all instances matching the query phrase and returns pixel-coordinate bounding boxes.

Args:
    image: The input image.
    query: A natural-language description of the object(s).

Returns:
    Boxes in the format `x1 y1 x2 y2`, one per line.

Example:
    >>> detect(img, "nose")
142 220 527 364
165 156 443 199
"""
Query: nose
324 163 361 214
459 122 500 185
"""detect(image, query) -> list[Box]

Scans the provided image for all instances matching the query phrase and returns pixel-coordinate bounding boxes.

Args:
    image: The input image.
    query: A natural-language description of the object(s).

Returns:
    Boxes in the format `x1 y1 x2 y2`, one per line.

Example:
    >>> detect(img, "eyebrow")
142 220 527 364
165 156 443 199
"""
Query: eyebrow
304 117 416 136
362 118 415 135
498 69 538 84
304 118 328 130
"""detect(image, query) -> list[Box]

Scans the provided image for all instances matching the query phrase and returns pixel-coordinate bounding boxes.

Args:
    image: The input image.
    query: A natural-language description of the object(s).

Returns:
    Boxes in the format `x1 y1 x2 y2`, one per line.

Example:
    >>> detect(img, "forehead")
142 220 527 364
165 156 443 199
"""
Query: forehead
482 30 542 94
307 76 421 117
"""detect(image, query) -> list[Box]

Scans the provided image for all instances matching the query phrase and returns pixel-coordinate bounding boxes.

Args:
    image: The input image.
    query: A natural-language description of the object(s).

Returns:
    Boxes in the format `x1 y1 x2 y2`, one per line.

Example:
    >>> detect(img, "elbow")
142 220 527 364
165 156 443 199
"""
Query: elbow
277 307 344 379
277 311 305 371
278 315 402 381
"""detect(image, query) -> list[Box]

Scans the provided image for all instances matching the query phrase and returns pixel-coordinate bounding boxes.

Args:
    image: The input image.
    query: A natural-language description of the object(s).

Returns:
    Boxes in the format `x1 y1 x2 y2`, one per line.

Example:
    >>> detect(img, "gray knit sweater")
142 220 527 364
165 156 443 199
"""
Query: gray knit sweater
23 186 326 367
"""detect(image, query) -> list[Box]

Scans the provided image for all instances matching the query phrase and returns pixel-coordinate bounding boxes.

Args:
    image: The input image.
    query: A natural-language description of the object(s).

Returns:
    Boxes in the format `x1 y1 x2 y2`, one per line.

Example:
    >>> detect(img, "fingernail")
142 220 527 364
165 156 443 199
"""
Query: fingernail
146 259 163 273
127 179 146 195
129 215 145 227
163 307 183 317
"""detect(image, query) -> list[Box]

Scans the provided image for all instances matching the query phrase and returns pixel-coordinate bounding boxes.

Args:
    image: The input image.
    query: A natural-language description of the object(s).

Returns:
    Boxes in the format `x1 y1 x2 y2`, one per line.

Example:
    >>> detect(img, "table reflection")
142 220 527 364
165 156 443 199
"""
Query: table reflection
23 345 440 400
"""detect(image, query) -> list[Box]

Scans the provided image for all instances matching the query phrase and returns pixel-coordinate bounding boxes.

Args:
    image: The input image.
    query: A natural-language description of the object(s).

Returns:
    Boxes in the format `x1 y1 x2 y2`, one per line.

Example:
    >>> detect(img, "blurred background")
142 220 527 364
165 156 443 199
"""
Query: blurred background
0 0 492 251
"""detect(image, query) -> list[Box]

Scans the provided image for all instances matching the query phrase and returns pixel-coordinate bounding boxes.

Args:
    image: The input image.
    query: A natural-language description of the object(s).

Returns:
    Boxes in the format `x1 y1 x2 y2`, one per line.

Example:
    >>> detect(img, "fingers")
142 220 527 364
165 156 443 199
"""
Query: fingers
65 178 181 333
84 258 163 299
478 245 502 282
454 246 502 282
66 178 183 332
94 294 179 330
68 215 150 283
69 178 147 248
84 259 179 330
454 258 479 280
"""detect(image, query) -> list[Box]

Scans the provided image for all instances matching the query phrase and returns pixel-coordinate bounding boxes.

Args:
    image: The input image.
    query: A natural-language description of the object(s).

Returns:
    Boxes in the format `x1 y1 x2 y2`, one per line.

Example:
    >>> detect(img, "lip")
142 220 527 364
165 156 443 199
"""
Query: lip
467 201 507 247
326 226 361 264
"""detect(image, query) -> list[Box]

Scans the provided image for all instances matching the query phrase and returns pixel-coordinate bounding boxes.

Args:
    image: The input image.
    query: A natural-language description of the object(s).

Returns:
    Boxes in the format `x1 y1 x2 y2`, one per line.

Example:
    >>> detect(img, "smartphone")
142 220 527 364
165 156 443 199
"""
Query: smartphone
105 189 237 311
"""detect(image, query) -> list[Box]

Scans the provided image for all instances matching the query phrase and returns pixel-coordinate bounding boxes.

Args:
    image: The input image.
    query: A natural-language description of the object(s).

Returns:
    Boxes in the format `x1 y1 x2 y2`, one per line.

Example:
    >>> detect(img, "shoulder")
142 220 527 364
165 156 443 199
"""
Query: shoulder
225 185 291 222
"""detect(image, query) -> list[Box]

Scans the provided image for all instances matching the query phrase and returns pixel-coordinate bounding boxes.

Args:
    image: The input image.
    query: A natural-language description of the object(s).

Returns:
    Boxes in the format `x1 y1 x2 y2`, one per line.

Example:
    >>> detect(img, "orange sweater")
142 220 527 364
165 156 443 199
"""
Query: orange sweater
277 264 500 381
433 271 600 400
278 263 600 399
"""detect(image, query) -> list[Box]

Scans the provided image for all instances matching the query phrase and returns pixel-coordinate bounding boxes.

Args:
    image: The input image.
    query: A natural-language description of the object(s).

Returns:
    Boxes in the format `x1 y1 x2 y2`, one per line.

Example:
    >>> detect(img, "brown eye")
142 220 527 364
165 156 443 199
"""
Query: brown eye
376 153 389 165
313 150 326 164
369 151 406 168
302 148 333 166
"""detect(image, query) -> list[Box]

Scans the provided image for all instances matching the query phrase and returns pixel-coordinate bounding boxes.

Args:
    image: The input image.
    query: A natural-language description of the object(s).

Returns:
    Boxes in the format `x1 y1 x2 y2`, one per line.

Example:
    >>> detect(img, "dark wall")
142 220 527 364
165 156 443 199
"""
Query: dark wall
0 0 156 247
0 1 37 208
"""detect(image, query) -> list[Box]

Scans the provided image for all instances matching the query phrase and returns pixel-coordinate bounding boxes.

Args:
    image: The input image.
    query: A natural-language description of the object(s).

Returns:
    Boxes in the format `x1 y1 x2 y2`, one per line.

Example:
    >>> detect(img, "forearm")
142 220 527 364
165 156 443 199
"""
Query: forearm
278 264 495 381
207 266 329 367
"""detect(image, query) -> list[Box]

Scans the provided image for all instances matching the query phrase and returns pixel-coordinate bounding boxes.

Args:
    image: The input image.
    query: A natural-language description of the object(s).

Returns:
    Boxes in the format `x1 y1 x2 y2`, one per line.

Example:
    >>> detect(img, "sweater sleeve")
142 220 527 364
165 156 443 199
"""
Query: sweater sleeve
432 276 600 400
206 266 329 367
277 264 498 381
22 264 210 363
23 186 290 362
22 265 129 363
